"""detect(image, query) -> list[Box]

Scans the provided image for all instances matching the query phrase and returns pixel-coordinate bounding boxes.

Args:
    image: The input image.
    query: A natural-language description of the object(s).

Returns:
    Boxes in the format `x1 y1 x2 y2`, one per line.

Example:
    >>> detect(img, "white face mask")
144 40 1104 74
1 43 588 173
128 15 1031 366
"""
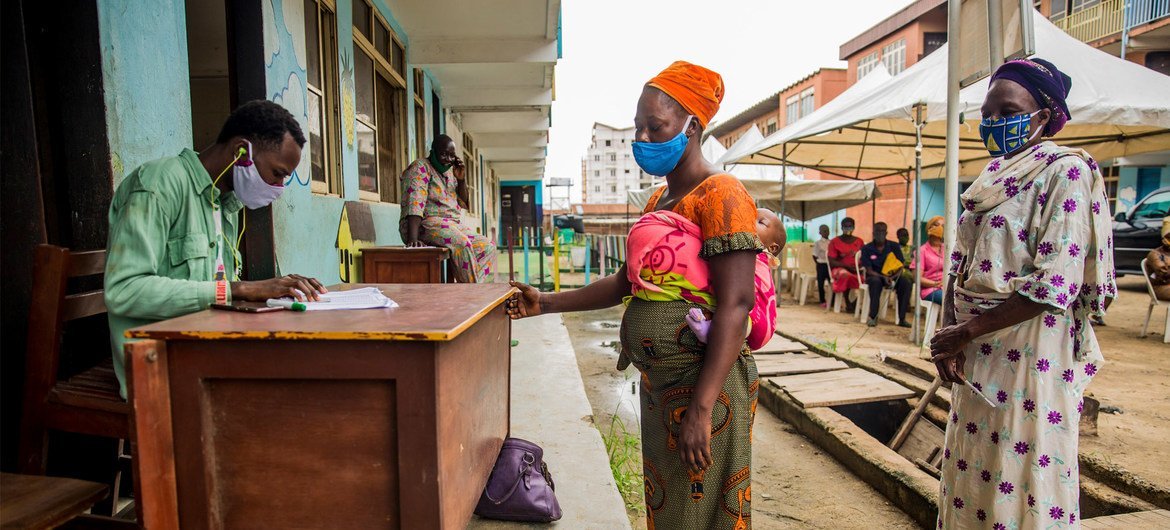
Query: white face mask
231 140 285 209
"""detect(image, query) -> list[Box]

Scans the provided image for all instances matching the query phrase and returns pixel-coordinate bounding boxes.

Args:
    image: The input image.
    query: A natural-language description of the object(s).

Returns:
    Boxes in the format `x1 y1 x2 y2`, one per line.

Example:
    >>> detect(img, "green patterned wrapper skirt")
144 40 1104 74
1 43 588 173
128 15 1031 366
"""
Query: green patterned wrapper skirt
619 298 759 530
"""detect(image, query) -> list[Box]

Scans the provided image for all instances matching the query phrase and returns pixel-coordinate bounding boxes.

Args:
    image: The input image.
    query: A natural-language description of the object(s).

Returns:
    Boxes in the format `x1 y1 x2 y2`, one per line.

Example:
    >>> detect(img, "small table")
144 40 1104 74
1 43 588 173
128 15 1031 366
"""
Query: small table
126 284 514 530
362 246 451 283
0 473 108 530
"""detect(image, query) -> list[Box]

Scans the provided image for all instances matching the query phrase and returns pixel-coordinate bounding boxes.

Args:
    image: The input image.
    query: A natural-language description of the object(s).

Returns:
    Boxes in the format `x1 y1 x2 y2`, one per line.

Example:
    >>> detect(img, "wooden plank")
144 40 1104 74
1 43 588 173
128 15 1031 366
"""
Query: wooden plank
896 417 945 465
768 368 915 408
753 335 807 354
754 354 847 377
127 340 179 530
0 473 107 530
1083 509 1170 529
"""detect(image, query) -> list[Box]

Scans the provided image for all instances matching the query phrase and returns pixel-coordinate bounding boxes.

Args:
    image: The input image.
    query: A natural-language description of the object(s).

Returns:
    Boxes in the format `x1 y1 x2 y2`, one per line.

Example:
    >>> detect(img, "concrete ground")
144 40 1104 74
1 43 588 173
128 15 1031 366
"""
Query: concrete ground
467 314 631 530
778 274 1170 490
562 307 919 529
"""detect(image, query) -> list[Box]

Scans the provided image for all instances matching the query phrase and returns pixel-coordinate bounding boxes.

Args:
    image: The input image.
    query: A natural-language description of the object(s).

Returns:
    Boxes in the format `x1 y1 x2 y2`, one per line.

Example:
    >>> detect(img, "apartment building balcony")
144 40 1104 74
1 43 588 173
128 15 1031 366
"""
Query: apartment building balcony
1051 0 1170 47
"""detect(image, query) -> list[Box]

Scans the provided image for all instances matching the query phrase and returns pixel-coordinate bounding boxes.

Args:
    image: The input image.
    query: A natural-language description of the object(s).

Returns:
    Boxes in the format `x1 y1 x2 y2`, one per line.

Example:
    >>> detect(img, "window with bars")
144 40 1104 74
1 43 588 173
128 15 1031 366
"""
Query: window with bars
881 39 906 75
857 51 880 79
353 0 408 203
765 117 777 135
462 132 480 215
304 0 342 195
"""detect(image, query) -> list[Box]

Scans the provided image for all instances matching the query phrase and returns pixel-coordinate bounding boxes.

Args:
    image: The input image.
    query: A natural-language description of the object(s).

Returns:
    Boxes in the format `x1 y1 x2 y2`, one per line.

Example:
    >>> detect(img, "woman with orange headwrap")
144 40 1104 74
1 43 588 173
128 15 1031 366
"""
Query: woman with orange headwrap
506 61 762 529
913 215 947 305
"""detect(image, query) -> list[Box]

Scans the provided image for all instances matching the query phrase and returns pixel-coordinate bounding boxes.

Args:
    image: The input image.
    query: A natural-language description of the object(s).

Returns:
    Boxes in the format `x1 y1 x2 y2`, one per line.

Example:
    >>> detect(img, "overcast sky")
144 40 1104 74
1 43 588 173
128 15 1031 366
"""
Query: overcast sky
546 0 915 203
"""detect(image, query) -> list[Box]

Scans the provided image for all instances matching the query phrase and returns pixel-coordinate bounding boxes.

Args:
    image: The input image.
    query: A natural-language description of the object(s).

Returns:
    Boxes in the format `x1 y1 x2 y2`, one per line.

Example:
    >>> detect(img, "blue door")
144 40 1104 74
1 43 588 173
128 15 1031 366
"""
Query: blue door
1136 167 1163 203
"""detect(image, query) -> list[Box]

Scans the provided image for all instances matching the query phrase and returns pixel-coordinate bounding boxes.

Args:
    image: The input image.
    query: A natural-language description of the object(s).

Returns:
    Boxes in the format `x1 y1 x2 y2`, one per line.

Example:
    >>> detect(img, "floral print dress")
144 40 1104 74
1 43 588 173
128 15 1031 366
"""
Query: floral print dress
398 158 495 282
938 142 1115 530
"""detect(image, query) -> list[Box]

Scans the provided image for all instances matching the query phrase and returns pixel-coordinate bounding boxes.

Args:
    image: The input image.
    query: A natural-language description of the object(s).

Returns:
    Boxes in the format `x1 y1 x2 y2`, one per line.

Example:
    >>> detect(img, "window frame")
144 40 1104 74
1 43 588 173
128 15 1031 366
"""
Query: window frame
352 7 409 203
881 39 907 76
785 94 800 125
462 132 480 216
305 0 342 196
857 51 880 79
413 68 427 160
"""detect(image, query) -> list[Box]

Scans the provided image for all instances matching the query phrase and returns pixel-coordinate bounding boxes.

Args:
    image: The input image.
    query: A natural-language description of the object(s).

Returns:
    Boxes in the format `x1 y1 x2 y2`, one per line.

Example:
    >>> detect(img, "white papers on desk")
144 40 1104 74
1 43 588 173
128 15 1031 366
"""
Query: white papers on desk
272 287 399 311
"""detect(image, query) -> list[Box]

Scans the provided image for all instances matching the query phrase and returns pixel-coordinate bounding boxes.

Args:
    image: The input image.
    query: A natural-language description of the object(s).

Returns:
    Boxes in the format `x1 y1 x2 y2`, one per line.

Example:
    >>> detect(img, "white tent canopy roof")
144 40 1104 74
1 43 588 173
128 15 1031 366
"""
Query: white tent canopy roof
627 178 879 221
731 14 1170 178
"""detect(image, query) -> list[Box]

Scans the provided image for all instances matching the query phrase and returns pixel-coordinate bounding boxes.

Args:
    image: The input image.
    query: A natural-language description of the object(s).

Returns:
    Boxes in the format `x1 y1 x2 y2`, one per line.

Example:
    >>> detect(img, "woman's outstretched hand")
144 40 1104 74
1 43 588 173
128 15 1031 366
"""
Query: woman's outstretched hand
506 281 543 319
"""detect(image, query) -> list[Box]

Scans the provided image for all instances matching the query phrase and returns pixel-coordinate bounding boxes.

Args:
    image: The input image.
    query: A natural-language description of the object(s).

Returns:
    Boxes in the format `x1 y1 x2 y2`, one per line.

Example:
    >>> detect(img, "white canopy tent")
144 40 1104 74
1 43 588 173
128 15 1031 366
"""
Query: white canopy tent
627 178 879 222
730 14 1170 179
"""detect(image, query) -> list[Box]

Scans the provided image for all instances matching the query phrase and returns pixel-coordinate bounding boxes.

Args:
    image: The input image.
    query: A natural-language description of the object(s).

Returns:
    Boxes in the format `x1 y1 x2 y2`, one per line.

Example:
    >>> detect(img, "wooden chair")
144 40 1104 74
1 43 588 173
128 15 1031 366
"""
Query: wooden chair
1140 258 1170 344
17 244 131 516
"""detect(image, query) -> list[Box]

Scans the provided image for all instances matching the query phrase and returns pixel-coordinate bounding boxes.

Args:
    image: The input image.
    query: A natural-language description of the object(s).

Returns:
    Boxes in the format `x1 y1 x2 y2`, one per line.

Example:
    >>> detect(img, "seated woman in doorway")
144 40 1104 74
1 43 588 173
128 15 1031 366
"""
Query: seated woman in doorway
622 206 785 351
913 215 946 305
827 217 865 312
399 135 496 283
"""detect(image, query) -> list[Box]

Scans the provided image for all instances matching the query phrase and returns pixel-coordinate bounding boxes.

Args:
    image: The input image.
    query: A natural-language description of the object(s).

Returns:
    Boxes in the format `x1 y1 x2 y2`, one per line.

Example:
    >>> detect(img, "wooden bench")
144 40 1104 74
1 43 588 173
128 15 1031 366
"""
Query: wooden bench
1 472 107 530
361 246 453 283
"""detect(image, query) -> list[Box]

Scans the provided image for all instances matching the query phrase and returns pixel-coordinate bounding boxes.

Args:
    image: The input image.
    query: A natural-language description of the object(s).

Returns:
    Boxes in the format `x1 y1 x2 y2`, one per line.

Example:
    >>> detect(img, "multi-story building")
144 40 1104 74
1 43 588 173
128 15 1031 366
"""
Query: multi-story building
1037 0 1170 211
581 122 645 204
707 68 849 152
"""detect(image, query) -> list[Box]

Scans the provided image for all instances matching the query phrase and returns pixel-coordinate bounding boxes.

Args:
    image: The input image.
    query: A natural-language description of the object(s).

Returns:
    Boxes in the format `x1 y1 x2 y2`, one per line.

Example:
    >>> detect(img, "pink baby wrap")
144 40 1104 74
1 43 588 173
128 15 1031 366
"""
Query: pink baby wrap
625 210 777 350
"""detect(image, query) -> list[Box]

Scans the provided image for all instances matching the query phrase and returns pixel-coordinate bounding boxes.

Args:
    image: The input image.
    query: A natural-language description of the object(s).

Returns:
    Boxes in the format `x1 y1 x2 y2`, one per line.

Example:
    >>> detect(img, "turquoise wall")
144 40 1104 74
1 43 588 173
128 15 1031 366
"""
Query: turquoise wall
263 0 430 283
1116 165 1170 214
98 0 192 187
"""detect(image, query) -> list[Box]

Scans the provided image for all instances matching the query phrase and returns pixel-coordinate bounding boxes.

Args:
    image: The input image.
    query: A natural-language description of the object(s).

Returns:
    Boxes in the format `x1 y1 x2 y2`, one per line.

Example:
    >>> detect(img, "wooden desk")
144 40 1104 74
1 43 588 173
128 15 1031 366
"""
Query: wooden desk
0 473 107 530
362 247 451 283
126 284 514 530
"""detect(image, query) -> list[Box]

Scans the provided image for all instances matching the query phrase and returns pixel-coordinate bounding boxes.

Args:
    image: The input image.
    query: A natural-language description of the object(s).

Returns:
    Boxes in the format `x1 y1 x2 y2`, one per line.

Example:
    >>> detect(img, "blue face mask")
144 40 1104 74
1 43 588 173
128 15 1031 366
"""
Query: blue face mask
632 116 693 176
979 112 1040 158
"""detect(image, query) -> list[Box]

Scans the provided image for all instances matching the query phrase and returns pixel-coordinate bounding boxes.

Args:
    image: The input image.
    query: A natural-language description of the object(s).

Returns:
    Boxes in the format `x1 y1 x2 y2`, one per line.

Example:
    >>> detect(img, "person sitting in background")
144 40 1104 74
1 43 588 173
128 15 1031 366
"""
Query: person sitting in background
896 227 916 287
1146 217 1170 301
812 224 831 306
859 222 911 327
827 217 864 312
399 135 496 283
914 216 946 305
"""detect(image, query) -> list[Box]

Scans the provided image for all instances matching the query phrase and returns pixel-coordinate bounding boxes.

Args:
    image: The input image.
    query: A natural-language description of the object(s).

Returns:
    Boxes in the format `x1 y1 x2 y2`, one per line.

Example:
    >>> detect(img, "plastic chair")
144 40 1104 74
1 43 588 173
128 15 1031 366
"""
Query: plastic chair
794 246 820 305
919 298 943 346
854 251 894 323
1140 258 1170 343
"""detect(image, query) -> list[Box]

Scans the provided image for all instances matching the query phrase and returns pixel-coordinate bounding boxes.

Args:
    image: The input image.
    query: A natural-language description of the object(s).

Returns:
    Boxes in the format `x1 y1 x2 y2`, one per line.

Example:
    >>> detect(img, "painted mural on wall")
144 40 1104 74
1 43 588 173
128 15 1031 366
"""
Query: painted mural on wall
341 50 356 148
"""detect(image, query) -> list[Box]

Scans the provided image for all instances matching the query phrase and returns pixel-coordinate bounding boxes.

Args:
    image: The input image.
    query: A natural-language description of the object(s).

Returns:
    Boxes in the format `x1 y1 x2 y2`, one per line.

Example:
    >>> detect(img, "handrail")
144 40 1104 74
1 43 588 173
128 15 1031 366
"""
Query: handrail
1052 0 1125 42
1126 0 1170 29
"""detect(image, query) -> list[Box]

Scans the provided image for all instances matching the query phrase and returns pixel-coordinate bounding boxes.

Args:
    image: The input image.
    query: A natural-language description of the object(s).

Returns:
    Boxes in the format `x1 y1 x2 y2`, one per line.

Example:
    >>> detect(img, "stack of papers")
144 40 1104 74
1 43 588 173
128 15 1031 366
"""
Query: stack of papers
269 287 398 311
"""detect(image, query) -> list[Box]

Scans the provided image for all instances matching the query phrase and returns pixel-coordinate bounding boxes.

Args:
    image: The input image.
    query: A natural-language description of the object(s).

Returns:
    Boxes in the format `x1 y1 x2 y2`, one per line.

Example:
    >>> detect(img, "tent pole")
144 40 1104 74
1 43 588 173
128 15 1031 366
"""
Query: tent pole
912 104 924 344
944 0 962 314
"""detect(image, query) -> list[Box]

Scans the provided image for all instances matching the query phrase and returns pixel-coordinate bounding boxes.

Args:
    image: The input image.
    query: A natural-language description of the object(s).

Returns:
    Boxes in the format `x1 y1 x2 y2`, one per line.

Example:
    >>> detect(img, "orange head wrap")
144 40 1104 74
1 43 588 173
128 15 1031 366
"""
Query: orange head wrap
646 61 724 128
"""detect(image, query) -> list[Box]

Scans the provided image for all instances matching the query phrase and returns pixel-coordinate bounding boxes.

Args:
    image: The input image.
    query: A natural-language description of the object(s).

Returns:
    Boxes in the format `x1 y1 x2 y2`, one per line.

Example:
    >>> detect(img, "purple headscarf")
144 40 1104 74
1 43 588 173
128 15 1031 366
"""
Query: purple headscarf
990 58 1073 136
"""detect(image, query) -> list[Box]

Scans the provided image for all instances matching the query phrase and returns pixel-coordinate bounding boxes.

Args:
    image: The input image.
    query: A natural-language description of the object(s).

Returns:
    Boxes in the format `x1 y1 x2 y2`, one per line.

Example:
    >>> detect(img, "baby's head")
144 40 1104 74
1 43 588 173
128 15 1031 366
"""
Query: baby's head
756 208 787 261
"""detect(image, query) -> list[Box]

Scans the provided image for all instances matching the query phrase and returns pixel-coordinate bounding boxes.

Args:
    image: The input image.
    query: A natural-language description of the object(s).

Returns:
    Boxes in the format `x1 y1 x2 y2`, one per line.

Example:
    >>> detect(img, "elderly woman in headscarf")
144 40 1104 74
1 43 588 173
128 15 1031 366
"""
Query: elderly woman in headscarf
507 61 761 529
930 58 1115 529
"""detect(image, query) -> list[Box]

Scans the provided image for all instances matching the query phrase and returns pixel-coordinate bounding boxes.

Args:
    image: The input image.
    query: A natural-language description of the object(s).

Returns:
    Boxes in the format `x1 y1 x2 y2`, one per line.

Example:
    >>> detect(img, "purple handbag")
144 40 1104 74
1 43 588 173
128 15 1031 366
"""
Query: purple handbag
474 437 563 522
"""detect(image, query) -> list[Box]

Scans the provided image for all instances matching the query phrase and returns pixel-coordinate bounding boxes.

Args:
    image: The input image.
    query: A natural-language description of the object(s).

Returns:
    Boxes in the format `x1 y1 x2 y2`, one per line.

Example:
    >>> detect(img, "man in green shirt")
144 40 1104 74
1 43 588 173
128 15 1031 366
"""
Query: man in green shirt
105 100 326 397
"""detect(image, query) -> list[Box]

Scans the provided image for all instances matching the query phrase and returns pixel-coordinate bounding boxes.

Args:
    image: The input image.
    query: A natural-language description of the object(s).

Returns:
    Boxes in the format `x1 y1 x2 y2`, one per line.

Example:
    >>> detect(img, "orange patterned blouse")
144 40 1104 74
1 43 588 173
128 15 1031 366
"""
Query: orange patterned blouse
644 174 764 259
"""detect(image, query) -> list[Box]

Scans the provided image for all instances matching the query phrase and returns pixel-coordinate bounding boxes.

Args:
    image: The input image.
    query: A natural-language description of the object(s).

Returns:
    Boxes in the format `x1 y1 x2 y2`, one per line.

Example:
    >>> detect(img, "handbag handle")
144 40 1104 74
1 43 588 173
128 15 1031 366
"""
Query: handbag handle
483 452 535 505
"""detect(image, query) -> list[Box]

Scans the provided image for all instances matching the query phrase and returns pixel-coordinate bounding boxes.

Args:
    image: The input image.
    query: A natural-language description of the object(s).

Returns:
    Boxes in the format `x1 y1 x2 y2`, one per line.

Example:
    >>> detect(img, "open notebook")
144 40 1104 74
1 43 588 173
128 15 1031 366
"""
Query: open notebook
267 287 398 311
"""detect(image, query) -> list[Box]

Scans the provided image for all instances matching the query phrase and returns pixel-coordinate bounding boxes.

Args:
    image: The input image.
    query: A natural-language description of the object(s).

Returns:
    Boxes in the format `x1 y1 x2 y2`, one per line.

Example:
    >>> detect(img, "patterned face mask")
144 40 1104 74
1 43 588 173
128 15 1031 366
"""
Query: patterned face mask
979 113 1042 158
